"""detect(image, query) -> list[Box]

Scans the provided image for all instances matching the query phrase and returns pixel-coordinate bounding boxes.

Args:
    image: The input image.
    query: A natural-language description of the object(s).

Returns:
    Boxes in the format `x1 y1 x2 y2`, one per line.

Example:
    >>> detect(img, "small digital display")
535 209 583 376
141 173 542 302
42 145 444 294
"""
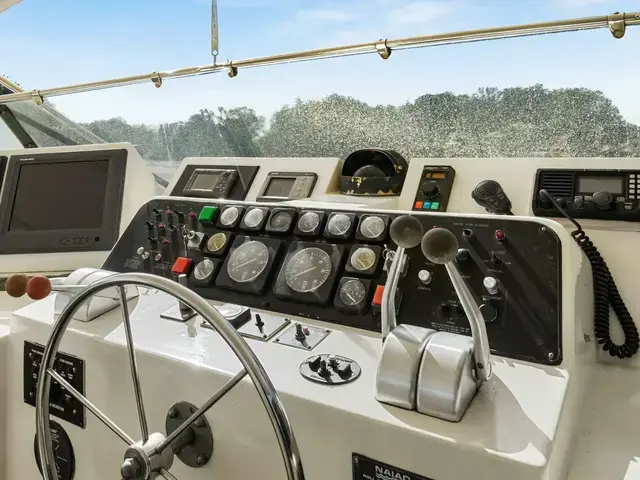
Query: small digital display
189 171 223 191
264 177 296 198
578 176 623 194
9 160 110 231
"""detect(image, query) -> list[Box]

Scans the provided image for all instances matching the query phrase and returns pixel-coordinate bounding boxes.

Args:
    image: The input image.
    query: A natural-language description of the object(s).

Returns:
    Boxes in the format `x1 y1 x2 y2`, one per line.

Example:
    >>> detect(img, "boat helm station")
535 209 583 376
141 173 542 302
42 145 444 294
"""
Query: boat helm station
2 6 640 480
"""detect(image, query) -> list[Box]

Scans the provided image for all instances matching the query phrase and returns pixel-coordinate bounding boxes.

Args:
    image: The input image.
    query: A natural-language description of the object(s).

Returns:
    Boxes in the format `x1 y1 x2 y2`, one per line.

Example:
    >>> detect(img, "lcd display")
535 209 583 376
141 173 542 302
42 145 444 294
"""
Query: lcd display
9 160 110 231
188 172 223 191
264 177 296 198
578 176 623 194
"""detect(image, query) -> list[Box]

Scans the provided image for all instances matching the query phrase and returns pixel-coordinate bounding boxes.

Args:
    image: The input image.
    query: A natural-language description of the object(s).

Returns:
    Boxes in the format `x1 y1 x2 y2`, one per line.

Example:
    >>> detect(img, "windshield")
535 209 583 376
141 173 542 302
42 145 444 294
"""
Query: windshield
2 1 639 184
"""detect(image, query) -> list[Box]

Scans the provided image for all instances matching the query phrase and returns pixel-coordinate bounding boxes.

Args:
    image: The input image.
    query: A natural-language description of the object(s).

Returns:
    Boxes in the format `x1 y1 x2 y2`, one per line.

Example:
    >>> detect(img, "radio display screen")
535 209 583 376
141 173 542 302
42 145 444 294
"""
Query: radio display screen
264 177 296 198
578 176 623 194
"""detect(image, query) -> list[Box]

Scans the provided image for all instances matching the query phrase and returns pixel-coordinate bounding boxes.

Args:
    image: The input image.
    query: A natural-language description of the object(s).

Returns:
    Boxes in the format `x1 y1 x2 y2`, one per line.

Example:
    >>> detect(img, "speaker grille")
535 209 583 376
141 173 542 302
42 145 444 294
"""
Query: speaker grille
539 171 573 198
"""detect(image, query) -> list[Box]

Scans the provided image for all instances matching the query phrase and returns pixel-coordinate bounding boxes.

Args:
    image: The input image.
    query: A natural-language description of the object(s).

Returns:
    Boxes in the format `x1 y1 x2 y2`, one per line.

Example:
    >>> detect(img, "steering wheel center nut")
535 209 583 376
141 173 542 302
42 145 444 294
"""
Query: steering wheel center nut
121 432 174 480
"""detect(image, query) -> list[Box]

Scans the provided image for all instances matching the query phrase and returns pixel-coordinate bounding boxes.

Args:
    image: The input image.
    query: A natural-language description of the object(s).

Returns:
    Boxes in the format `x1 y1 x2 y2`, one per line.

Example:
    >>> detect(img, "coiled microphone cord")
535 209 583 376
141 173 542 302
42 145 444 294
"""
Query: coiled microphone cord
540 190 639 358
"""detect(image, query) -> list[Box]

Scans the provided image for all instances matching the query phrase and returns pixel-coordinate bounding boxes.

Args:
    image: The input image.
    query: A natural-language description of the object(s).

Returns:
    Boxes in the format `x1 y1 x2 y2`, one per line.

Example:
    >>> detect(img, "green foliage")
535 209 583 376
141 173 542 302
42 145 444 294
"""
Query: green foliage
79 85 640 162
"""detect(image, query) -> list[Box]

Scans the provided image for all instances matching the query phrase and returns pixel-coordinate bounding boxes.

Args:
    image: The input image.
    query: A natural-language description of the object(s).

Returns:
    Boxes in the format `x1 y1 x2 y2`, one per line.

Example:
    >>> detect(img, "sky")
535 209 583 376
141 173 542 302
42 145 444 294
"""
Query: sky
1 0 640 126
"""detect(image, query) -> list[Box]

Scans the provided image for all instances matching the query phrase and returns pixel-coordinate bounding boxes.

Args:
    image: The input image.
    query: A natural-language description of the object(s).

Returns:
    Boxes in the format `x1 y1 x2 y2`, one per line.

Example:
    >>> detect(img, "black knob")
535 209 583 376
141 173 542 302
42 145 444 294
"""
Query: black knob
318 360 331 377
337 363 353 379
592 191 614 210
294 323 306 342
490 254 502 266
480 304 498 323
255 314 264 328
308 356 321 371
422 183 440 199
455 248 470 263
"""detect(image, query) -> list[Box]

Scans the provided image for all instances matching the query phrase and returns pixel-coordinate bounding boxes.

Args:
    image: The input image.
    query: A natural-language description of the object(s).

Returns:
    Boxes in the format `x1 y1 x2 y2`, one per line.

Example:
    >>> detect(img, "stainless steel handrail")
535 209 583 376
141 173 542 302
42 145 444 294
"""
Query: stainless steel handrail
1 11 638 105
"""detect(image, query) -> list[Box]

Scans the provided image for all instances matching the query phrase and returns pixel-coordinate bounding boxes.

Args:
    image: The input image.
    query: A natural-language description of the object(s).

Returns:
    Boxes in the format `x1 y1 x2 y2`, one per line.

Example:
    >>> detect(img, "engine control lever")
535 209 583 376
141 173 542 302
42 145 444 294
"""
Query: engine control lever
421 227 492 383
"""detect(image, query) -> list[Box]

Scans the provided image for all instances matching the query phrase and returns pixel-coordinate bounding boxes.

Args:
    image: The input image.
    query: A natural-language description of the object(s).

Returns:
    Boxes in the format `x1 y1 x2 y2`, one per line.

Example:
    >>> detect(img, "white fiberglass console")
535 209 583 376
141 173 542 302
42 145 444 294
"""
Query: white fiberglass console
0 192 592 480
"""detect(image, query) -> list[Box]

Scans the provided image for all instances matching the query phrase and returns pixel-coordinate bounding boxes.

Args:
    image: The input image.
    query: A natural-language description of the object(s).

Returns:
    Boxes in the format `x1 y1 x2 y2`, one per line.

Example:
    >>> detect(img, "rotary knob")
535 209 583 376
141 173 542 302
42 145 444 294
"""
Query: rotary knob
421 183 440 199
592 191 614 211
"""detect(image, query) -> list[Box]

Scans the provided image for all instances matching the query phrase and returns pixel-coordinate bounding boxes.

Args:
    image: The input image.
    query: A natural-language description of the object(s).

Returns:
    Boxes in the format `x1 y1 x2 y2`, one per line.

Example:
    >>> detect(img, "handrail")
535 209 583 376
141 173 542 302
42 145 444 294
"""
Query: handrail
0 11 637 105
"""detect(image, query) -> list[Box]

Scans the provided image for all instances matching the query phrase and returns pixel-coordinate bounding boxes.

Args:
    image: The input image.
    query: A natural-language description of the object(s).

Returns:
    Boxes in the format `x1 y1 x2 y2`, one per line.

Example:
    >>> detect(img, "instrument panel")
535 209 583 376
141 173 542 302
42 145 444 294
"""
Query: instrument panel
104 198 563 365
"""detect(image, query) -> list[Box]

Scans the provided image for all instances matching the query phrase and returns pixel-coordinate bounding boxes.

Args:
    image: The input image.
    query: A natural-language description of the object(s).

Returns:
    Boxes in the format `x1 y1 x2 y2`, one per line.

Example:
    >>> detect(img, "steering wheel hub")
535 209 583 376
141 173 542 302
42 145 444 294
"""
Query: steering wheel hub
121 433 174 480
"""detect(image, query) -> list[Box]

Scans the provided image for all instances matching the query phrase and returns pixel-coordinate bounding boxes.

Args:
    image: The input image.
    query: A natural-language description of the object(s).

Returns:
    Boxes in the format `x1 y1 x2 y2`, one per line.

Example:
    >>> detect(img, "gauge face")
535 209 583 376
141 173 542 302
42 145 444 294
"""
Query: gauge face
207 232 228 253
350 247 376 271
285 247 332 293
220 206 240 226
270 210 293 230
298 212 320 233
339 279 366 306
194 258 215 281
34 421 75 480
227 241 269 283
327 214 352 236
359 216 385 239
243 208 265 228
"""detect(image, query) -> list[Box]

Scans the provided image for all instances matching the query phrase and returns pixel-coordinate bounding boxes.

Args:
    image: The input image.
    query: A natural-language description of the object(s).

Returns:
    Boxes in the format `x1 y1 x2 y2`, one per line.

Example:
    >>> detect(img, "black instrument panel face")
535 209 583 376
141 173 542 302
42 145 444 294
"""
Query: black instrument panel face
23 341 86 428
104 199 563 365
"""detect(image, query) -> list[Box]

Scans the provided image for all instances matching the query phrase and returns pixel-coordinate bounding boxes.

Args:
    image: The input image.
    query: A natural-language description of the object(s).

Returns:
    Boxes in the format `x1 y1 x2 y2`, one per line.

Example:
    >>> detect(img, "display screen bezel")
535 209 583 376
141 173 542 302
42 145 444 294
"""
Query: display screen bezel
0 149 127 254
256 171 317 202
263 176 297 199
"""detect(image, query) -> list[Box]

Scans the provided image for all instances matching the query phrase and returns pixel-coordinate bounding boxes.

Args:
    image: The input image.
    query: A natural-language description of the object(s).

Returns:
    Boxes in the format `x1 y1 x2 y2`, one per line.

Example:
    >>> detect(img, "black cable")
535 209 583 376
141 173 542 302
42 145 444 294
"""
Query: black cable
539 190 639 358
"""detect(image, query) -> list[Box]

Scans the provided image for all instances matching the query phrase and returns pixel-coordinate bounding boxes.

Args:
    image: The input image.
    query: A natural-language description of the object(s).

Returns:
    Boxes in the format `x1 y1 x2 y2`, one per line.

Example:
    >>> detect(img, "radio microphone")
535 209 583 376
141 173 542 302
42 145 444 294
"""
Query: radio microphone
471 180 513 215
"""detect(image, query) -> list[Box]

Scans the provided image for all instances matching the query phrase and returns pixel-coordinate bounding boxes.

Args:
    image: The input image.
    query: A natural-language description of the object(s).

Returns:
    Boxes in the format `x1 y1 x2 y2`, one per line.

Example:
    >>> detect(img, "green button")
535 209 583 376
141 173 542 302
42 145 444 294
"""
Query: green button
430 202 440 210
198 206 217 223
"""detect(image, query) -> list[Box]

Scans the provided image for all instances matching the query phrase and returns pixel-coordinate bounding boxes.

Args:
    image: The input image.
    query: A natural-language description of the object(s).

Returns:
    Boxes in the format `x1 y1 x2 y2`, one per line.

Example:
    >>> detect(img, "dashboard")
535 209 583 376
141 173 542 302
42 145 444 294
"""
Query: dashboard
103 196 563 365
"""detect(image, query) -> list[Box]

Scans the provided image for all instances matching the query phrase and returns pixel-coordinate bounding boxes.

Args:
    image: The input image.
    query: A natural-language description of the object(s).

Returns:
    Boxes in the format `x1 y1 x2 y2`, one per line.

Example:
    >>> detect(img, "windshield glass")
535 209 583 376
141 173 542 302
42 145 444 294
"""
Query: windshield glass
2 0 639 184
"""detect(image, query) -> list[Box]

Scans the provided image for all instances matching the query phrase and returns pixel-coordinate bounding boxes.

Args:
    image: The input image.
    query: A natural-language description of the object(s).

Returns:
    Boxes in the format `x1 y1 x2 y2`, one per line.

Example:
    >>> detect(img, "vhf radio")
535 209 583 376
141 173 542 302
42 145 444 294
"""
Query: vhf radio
532 168 640 221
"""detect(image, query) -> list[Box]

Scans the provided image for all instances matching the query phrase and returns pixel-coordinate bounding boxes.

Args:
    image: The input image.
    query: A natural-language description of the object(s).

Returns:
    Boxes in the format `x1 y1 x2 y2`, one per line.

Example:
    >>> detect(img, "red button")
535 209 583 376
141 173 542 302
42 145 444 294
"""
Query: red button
372 285 385 306
171 257 192 275
495 229 506 241
414 201 423 209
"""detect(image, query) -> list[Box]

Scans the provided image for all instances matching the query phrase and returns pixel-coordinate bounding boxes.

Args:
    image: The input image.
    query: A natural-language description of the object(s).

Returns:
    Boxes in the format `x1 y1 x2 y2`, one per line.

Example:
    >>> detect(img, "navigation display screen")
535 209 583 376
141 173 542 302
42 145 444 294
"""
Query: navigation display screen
188 171 223 191
264 177 296 198
9 160 110 231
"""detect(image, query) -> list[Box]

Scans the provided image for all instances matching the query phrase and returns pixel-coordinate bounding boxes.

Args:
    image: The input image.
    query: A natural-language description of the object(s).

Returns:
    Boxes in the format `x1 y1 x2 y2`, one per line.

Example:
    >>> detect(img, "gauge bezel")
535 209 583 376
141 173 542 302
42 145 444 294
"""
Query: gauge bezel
293 210 326 237
190 257 221 285
344 244 383 277
216 205 245 229
273 241 345 304
355 214 390 242
239 206 270 232
334 276 372 314
323 212 357 240
215 235 283 294
265 207 297 234
203 230 232 257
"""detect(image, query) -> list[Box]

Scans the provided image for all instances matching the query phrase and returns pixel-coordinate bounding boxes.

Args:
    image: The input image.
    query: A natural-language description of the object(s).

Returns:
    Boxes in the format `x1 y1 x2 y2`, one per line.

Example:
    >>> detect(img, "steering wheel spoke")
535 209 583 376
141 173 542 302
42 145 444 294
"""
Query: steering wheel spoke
35 272 305 480
154 368 247 454
46 368 134 445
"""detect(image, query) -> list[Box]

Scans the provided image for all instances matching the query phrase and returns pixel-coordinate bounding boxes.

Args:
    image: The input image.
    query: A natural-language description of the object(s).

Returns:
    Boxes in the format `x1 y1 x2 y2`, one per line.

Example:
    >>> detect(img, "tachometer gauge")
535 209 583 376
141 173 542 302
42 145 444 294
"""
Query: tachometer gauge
350 247 376 271
227 241 269 283
359 216 385 240
297 212 320 234
220 206 241 227
327 213 352 237
285 247 332 292
243 208 265 229
339 279 366 306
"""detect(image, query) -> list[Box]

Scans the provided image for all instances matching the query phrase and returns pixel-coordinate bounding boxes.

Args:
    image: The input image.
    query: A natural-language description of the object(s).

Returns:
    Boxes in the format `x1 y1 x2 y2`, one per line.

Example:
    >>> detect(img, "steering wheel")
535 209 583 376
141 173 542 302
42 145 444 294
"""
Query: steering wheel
32 272 305 480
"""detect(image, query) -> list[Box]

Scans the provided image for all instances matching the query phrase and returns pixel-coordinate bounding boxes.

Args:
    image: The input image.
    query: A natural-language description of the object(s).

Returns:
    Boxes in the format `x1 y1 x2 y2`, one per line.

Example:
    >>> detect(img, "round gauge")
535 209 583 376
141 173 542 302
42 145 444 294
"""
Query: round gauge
194 258 215 281
270 210 293 230
359 216 385 240
327 214 352 236
297 212 320 233
206 232 228 253
220 206 240 226
350 247 377 271
285 247 332 293
227 241 269 283
339 279 367 306
34 420 75 480
243 208 265 229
